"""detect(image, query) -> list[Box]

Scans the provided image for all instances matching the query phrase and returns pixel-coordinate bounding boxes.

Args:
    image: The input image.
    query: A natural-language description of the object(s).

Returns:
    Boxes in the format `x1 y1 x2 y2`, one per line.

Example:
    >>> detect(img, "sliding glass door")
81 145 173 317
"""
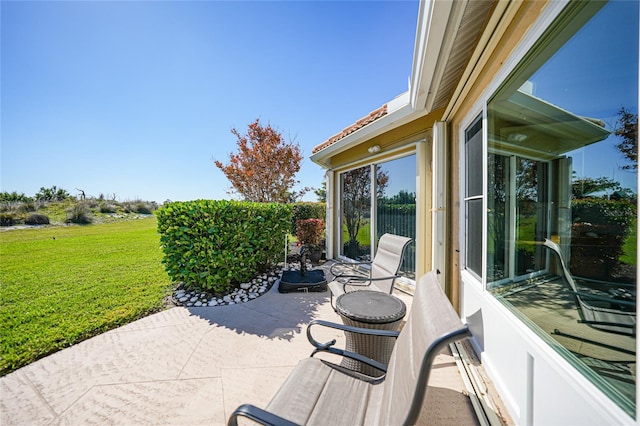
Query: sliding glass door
339 154 416 278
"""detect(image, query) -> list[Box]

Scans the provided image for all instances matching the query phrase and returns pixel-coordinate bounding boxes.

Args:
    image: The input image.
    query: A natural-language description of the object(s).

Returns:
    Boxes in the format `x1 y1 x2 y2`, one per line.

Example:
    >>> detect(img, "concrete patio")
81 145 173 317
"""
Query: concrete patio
1 271 480 425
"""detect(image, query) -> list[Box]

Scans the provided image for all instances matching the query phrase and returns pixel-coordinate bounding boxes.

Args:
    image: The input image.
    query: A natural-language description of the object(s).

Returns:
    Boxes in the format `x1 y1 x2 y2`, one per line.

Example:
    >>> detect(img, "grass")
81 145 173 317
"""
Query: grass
342 221 371 246
0 217 172 375
621 218 637 265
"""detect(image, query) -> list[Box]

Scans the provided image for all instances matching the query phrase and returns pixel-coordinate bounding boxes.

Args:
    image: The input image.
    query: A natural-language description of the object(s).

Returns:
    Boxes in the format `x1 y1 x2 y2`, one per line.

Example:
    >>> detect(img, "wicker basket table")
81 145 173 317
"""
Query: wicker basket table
335 290 406 376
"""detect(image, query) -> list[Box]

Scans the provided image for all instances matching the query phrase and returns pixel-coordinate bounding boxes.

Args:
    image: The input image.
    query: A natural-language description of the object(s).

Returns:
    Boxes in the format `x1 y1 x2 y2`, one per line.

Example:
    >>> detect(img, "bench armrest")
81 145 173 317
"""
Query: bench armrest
306 319 400 374
228 404 299 426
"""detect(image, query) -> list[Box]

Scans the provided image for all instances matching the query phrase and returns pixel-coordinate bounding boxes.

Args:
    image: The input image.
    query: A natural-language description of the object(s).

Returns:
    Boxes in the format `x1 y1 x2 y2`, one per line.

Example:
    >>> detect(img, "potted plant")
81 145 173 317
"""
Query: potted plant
296 218 325 265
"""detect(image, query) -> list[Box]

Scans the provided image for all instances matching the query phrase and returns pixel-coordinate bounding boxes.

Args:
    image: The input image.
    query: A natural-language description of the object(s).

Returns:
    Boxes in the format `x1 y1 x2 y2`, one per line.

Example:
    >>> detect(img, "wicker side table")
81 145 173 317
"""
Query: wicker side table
335 290 406 376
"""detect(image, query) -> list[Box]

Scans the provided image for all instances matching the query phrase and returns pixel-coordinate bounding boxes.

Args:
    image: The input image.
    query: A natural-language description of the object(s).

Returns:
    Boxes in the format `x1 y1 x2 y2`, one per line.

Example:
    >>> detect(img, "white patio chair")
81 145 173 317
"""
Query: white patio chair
328 233 412 308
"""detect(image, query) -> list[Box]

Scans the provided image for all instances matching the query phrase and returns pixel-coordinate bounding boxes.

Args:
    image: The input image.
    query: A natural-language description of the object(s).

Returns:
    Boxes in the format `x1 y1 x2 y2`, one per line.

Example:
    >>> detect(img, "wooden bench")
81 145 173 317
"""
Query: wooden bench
228 271 470 426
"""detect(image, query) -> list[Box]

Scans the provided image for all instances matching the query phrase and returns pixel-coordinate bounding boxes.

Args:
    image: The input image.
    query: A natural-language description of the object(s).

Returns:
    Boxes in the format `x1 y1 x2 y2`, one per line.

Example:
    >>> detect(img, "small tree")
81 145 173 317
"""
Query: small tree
314 181 327 202
342 166 389 257
614 107 637 171
35 186 70 202
214 119 304 203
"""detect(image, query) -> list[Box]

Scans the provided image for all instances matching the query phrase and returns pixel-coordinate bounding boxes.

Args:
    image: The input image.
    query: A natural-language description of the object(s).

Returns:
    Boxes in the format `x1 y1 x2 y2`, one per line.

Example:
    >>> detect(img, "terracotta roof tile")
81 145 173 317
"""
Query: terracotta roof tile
312 104 388 154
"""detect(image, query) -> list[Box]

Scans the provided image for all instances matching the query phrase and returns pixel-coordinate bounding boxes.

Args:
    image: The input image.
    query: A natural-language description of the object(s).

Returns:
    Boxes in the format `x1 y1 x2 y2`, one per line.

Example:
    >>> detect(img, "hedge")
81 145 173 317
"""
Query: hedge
291 202 325 234
156 200 293 293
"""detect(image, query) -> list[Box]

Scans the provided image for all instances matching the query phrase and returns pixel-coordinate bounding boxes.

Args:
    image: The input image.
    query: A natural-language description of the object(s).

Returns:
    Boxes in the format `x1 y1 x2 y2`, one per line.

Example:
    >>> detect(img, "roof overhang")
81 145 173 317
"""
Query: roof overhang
409 0 463 111
310 92 423 168
311 0 493 167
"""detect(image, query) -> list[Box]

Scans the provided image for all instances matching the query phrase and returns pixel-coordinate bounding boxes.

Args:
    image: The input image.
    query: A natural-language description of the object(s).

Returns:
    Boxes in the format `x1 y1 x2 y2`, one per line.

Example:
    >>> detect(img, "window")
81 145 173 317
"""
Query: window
340 165 372 261
376 155 416 278
339 154 417 278
465 116 483 278
467 1 638 415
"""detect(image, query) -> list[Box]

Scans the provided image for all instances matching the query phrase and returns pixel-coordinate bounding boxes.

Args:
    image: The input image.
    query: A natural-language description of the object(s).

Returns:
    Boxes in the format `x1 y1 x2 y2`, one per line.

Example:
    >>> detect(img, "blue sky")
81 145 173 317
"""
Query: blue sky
1 1 418 203
529 0 638 193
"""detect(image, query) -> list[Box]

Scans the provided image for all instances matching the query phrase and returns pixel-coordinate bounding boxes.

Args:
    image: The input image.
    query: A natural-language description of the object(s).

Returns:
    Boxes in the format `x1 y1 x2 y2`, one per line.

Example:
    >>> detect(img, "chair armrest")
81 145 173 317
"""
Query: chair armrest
228 404 299 426
337 274 402 293
342 274 401 284
306 319 400 374
330 261 372 277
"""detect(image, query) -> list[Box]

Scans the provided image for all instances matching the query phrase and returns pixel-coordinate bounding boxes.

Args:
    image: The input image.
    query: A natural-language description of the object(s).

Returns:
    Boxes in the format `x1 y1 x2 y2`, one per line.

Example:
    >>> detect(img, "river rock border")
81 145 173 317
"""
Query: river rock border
171 264 306 307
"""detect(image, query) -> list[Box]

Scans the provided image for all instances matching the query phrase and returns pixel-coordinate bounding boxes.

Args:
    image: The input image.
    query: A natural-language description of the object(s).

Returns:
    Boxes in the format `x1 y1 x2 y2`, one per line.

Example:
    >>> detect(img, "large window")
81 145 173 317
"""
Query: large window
466 1 638 415
339 154 416 278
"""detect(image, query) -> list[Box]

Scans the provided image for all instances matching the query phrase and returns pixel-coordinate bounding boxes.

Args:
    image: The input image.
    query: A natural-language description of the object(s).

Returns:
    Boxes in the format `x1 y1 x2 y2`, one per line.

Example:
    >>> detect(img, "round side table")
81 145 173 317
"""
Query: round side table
335 290 406 376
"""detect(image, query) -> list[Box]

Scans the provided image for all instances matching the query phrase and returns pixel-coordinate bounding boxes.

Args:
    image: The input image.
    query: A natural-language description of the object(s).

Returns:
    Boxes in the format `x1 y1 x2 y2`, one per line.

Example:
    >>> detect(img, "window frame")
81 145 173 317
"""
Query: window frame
335 146 420 283
458 0 638 417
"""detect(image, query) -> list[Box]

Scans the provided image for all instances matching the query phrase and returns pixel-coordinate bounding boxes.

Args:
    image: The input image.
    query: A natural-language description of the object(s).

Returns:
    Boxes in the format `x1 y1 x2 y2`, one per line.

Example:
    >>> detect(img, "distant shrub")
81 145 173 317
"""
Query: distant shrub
85 198 99 209
99 203 119 213
35 186 70 202
0 212 18 226
121 200 156 214
0 192 32 203
66 203 92 224
134 202 155 214
157 200 292 293
25 213 50 225
0 201 35 214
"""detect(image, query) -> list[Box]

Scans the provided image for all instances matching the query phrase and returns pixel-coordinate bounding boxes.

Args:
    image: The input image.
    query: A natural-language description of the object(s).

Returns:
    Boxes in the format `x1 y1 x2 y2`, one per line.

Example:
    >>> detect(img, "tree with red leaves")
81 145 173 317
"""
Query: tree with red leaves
214 119 305 203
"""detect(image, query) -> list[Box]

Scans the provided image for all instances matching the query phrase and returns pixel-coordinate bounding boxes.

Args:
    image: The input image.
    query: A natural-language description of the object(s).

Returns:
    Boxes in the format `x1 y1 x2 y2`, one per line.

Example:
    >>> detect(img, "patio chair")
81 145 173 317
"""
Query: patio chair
328 233 412 308
543 238 636 336
228 271 470 426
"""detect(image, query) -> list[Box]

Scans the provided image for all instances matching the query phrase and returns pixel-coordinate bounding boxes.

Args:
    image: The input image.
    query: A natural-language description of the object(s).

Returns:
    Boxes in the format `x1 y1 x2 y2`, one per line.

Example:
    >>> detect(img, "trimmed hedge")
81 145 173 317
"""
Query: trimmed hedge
156 200 293 293
291 202 325 234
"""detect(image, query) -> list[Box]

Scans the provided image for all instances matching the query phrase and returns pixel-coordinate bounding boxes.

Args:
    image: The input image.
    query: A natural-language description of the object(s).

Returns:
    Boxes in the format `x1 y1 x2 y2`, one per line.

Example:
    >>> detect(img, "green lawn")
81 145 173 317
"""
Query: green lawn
0 217 172 375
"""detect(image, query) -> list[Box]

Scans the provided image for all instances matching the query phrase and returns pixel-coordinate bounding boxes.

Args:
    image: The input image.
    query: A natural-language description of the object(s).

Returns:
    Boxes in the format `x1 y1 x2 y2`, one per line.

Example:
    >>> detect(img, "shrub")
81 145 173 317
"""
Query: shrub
66 203 92 224
0 212 18 226
99 203 119 213
0 191 33 203
296 218 325 246
291 202 325 234
121 200 156 214
571 198 636 280
134 202 155 214
157 200 292 294
25 213 50 225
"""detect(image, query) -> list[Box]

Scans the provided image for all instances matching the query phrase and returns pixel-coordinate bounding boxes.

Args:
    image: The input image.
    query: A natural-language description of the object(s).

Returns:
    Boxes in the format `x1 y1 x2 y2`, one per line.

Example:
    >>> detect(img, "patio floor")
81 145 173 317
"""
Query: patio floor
1 266 482 425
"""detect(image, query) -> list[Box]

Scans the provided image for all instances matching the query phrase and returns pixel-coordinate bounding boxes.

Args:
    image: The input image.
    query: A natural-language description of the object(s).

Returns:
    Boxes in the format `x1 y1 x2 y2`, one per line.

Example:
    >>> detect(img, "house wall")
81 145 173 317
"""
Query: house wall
445 1 546 302
326 111 441 280
444 1 636 424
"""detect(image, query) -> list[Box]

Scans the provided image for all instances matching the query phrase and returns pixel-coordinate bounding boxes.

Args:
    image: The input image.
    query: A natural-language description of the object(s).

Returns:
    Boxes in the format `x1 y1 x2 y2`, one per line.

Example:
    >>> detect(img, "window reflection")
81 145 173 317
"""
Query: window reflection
339 155 417 278
376 155 416 278
486 1 637 415
340 166 372 260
